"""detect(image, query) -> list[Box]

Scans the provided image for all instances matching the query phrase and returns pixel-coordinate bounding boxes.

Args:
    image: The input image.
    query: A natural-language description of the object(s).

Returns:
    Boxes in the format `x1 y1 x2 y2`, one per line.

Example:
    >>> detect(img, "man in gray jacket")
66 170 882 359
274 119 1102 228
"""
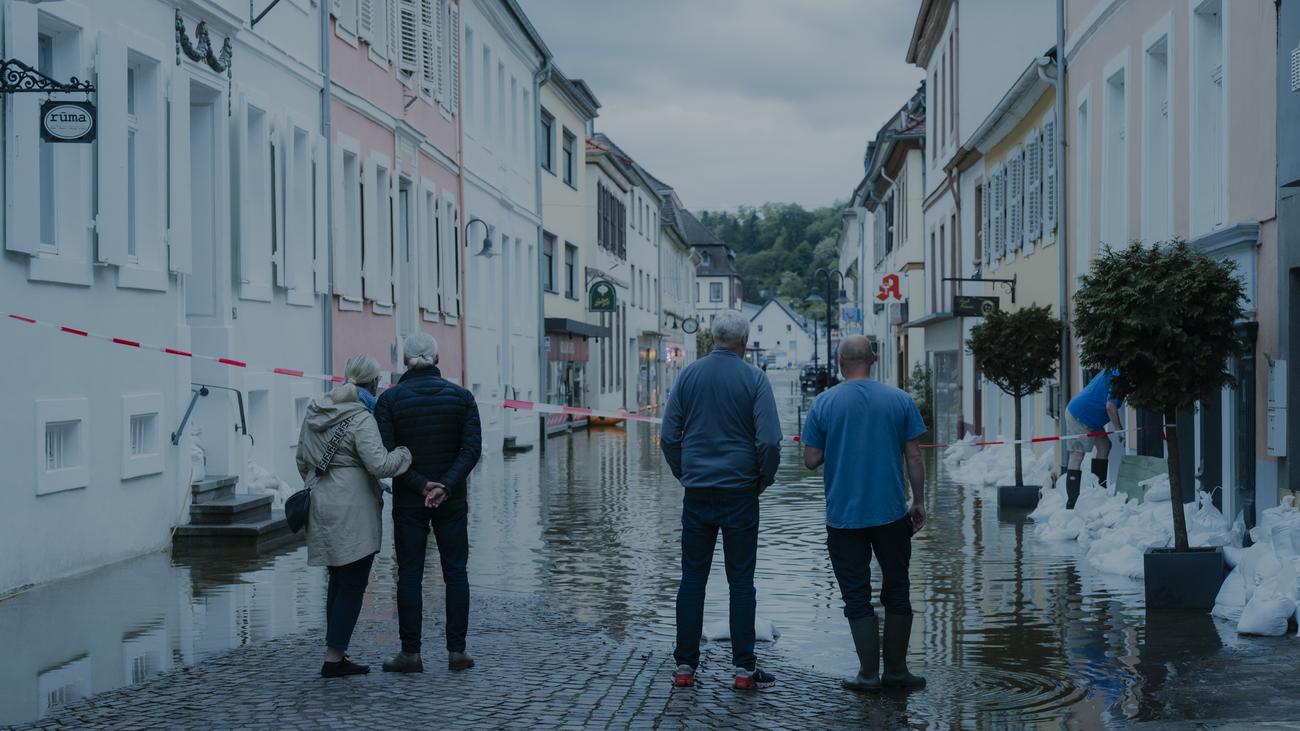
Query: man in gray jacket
660 310 782 691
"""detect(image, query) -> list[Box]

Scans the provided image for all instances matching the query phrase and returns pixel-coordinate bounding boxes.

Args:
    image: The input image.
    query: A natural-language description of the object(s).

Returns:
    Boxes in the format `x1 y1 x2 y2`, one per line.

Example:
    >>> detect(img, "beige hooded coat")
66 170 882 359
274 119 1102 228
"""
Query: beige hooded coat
296 383 411 567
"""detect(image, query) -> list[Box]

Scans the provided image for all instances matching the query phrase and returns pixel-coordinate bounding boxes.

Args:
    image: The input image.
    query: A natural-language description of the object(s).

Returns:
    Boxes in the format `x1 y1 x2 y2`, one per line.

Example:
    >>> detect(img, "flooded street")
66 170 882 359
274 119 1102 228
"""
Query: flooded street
1 371 1281 728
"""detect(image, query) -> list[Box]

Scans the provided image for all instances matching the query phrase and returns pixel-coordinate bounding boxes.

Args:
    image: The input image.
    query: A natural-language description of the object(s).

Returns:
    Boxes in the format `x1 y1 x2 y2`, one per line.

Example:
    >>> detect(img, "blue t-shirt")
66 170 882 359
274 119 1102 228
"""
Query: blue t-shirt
800 379 927 529
1067 370 1122 430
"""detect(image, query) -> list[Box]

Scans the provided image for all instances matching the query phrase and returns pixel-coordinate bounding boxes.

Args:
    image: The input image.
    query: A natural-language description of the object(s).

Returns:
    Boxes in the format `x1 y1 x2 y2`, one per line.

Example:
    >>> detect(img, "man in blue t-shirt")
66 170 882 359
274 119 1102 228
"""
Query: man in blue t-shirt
801 335 927 693
1063 369 1124 509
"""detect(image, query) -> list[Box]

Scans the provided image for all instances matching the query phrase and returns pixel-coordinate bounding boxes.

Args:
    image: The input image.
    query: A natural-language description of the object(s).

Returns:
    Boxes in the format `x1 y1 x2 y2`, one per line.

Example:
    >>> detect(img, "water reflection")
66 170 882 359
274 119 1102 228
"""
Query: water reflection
0 371 1261 727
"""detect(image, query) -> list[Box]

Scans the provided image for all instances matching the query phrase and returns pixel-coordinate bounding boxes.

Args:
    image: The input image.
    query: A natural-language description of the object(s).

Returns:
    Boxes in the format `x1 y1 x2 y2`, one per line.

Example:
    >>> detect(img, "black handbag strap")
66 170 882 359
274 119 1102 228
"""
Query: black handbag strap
313 415 356 477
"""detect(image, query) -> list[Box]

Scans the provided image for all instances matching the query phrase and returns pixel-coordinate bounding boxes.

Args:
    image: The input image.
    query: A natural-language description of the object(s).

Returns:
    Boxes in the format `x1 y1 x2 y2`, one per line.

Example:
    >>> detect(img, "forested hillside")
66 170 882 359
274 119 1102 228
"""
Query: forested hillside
697 202 847 318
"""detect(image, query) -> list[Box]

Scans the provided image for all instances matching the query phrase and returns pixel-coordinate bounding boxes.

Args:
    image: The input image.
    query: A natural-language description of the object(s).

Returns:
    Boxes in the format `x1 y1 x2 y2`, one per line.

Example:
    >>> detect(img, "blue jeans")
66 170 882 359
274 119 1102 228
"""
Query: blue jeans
393 499 469 654
674 488 760 671
826 515 913 619
325 552 375 652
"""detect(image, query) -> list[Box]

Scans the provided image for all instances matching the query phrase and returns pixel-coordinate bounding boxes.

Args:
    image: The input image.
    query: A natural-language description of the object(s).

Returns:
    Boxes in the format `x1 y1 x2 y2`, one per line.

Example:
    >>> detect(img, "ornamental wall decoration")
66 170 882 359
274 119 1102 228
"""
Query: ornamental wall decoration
175 10 233 113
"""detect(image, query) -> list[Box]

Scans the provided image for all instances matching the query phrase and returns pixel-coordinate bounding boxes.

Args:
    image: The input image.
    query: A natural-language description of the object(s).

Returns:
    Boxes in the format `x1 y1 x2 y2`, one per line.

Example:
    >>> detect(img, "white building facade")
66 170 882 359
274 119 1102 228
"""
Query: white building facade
0 0 329 592
748 299 814 370
459 0 548 452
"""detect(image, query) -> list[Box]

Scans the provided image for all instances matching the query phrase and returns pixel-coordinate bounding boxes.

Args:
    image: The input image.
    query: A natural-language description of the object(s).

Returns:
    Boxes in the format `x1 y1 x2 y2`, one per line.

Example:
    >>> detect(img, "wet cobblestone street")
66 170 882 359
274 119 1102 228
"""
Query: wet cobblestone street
5 372 1300 729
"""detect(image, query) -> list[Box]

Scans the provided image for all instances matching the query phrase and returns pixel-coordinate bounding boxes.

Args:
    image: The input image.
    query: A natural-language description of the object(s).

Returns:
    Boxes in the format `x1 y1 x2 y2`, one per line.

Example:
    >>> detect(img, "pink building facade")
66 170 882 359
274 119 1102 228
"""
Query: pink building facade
328 0 465 383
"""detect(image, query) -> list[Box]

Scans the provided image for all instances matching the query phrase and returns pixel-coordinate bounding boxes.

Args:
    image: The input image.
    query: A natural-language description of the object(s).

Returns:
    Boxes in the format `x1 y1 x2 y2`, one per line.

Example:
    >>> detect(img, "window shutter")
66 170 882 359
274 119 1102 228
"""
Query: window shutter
438 192 452 313
386 0 398 62
361 155 380 301
452 203 462 318
381 164 397 306
1043 120 1057 233
1025 135 1041 243
993 169 1005 260
313 135 329 294
436 0 448 103
332 145 362 299
1007 153 1022 252
286 127 315 304
418 180 437 314
273 118 288 289
448 4 459 114
4 3 39 255
96 33 129 265
420 0 436 95
981 181 991 268
397 0 419 74
168 70 192 273
358 0 375 41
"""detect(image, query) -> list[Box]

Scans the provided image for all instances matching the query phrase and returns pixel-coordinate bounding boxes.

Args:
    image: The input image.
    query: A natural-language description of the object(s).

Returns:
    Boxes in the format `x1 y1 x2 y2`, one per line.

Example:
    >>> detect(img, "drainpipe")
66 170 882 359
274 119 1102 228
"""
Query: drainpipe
1053 0 1070 445
535 58 554 443
455 8 468 386
320 1 334 380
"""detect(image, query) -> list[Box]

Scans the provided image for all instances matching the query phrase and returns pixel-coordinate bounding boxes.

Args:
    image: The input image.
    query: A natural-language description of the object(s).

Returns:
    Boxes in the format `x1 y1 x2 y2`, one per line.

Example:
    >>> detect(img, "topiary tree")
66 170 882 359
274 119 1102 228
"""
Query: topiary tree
905 362 934 438
966 304 1064 487
1073 241 1247 551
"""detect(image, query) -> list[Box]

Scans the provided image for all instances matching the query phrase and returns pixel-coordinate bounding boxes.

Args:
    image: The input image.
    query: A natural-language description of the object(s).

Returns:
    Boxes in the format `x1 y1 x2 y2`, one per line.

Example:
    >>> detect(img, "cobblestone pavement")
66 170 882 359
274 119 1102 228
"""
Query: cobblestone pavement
10 593 914 730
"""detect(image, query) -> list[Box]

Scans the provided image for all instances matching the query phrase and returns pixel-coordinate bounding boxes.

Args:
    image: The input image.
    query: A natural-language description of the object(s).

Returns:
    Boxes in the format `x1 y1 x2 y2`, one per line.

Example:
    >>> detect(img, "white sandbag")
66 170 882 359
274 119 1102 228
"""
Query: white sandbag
1238 559 1298 636
1212 568 1247 623
245 460 292 506
1186 492 1232 548
1139 473 1171 502
702 616 780 643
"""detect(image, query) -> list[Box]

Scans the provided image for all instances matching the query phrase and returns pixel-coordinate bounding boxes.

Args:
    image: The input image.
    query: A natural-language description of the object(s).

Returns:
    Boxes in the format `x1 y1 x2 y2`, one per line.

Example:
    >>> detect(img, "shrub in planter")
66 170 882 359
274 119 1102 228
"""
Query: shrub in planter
966 304 1063 508
1073 241 1248 609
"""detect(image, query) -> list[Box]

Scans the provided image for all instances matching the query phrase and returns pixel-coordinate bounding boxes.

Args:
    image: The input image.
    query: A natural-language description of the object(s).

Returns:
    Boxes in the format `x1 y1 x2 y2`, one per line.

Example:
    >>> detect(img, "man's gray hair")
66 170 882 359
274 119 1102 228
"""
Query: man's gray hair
711 310 750 347
404 331 439 369
344 354 382 385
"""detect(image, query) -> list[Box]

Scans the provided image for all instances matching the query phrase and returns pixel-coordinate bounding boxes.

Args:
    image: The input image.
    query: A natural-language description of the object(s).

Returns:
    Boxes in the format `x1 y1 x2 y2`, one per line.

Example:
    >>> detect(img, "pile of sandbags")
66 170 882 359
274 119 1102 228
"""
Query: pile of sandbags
942 436 1055 491
1214 496 1300 636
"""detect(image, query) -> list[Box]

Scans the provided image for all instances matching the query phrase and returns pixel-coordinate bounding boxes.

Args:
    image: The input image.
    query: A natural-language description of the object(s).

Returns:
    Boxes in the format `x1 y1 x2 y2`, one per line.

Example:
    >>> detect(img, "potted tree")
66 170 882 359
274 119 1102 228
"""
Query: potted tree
966 305 1064 509
1073 241 1247 610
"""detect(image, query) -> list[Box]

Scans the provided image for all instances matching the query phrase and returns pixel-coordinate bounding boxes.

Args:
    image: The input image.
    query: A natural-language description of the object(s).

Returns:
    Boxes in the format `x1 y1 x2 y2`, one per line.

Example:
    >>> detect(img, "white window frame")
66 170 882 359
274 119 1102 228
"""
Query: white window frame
333 134 364 307
1100 51 1130 249
114 30 169 292
36 397 89 496
1141 14 1175 244
1074 84 1093 279
1188 0 1227 237
121 392 163 480
235 91 274 301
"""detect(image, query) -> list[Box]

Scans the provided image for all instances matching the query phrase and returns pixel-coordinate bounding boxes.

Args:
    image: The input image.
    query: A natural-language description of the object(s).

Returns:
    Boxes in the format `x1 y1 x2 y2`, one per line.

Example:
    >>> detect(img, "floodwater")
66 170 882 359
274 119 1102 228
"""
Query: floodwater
0 371 1257 728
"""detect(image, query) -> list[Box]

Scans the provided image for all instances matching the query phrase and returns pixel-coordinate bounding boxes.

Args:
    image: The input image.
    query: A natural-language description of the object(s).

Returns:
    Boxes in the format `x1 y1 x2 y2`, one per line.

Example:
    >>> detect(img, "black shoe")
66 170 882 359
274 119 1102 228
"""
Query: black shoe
1090 459 1109 491
321 656 370 678
842 614 882 692
881 614 925 690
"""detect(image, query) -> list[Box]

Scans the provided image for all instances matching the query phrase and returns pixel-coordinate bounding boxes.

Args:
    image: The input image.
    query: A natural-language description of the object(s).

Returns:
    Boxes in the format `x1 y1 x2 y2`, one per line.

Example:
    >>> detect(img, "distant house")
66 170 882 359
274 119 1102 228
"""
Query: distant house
747 298 819 370
680 210 743 321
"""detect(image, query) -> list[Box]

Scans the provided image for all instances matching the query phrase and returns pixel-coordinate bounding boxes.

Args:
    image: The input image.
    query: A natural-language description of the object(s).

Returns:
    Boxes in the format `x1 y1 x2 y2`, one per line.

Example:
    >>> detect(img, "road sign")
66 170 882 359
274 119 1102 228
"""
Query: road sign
953 295 1000 318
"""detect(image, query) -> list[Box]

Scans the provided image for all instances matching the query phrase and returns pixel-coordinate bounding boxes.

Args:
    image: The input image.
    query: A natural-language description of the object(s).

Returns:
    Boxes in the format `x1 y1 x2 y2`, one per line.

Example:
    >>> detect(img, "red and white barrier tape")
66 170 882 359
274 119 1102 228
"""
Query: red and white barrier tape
2 310 1146 451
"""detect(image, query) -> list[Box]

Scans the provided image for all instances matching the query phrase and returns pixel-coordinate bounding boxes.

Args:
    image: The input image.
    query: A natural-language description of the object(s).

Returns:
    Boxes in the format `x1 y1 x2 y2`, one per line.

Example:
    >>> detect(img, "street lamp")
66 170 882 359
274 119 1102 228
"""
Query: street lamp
808 267 848 391
465 217 495 257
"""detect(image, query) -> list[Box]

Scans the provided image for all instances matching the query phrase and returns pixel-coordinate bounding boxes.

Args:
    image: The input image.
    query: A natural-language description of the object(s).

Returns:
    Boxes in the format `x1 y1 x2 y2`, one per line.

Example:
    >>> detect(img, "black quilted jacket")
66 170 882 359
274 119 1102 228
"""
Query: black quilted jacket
375 366 482 507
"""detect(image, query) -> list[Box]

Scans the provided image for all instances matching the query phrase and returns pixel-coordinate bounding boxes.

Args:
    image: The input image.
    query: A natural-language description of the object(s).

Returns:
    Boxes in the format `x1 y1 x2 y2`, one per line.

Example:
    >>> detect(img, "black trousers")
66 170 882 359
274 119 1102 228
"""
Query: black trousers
826 515 913 619
394 499 469 654
325 552 376 652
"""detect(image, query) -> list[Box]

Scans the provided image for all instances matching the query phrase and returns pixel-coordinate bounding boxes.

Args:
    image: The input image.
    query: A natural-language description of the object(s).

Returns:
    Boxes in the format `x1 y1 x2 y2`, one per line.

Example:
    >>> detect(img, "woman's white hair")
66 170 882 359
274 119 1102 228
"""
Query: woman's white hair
711 311 750 347
344 354 382 386
404 331 439 369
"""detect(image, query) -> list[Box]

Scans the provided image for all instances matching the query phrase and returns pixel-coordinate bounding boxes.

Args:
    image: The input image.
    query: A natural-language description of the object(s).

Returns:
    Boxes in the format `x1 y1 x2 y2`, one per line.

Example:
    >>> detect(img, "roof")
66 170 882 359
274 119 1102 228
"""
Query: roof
591 133 663 201
962 51 1056 154
751 298 811 333
547 66 601 120
905 0 954 67
693 242 739 277
860 84 926 213
741 302 761 320
502 0 552 63
677 208 724 247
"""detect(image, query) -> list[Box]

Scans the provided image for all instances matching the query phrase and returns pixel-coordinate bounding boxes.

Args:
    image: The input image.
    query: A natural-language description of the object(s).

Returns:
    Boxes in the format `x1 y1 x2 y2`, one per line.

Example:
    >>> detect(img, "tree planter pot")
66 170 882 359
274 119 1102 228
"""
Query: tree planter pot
1144 547 1226 611
997 485 1040 510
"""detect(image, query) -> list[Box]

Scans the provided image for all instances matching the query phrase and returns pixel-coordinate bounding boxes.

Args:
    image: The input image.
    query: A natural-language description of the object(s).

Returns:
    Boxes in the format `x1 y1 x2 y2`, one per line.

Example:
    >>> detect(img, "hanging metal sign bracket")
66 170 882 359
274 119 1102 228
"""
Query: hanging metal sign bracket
0 58 95 95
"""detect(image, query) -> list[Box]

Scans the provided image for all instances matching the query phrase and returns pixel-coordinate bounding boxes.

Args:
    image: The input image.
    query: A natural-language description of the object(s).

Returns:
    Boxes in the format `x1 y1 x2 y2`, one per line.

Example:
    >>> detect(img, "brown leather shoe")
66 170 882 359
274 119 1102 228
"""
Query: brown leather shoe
448 651 475 671
382 652 424 673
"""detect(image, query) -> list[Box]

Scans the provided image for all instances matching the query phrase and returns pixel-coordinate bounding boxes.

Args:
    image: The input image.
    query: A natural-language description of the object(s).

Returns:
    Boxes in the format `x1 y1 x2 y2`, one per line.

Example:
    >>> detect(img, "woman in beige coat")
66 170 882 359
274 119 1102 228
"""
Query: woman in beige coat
295 355 411 678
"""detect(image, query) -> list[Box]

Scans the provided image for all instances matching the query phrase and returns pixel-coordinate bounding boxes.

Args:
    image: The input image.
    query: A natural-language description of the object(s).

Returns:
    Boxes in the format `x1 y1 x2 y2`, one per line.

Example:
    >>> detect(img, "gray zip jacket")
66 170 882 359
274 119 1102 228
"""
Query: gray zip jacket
660 348 782 490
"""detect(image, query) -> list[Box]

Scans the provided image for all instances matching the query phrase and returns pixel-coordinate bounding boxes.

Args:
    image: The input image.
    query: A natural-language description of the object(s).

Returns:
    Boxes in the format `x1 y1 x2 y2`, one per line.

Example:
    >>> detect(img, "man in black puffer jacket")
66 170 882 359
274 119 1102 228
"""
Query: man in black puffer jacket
375 332 482 674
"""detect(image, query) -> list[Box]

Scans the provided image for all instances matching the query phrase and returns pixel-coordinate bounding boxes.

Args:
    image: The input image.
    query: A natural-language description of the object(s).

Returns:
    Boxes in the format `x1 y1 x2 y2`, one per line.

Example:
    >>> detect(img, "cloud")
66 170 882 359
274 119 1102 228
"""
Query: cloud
517 0 923 210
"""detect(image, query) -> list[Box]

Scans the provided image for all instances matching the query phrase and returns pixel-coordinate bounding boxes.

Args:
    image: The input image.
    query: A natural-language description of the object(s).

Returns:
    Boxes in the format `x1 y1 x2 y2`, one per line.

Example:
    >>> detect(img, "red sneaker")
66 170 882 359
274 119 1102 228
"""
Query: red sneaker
733 668 776 690
672 665 696 687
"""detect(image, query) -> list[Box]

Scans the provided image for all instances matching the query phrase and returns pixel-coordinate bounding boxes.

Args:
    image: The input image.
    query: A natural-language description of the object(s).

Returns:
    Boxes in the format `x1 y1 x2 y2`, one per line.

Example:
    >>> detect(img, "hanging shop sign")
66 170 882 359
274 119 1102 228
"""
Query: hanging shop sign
588 280 618 313
40 101 96 143
875 273 906 303
953 295 1001 318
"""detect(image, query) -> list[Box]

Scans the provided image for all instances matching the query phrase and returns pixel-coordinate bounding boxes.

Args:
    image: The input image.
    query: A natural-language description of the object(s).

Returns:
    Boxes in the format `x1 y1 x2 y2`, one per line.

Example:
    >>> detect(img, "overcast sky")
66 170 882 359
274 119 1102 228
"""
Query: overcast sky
516 0 923 212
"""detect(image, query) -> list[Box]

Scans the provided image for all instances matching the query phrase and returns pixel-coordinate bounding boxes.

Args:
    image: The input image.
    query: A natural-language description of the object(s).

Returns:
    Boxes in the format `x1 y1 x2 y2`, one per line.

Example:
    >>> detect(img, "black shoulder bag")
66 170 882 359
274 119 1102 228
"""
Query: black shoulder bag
285 415 355 533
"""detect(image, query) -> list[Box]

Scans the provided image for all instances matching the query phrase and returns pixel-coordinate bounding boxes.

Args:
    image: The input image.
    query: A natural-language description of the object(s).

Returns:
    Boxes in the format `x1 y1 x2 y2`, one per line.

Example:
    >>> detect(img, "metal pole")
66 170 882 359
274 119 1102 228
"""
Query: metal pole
320 0 334 383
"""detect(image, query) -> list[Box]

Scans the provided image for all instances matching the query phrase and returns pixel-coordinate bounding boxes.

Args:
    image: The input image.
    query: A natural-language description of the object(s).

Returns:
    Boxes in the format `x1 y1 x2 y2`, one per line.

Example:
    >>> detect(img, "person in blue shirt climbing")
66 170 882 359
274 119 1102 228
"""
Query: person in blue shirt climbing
1063 369 1124 509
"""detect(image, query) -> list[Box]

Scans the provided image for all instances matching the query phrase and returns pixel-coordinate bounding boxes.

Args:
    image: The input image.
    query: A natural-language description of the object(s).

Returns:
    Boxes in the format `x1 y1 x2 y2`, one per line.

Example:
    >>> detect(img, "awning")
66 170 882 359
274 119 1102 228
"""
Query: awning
544 318 611 338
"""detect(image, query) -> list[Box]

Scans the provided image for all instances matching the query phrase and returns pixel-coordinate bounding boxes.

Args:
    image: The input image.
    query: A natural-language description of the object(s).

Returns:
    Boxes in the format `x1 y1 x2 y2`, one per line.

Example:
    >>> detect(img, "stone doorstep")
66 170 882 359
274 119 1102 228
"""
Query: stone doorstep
188 494 274 525
172 510 300 552
191 475 239 504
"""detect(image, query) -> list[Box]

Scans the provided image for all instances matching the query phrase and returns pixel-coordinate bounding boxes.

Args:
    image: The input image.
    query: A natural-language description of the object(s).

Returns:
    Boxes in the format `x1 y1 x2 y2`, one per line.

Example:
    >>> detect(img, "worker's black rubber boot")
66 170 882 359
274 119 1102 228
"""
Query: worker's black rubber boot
1065 469 1082 510
842 614 881 692
1090 459 1110 491
881 613 925 690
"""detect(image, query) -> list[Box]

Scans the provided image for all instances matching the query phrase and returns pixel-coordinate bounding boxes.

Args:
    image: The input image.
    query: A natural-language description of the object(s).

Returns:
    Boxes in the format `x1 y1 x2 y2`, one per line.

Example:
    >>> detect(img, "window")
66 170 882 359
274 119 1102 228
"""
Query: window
335 144 363 301
564 243 577 299
540 109 555 172
710 282 723 302
123 393 163 479
757 324 764 333
510 75 518 155
542 233 556 291
1007 150 1023 252
1024 132 1042 245
562 129 576 186
1043 119 1057 238
481 45 491 130
1143 32 1172 242
399 0 420 77
38 33 56 250
1191 0 1224 235
1076 95 1092 273
1102 66 1128 247
786 324 792 332
464 26 475 119
37 398 88 495
977 179 987 268
596 183 626 258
